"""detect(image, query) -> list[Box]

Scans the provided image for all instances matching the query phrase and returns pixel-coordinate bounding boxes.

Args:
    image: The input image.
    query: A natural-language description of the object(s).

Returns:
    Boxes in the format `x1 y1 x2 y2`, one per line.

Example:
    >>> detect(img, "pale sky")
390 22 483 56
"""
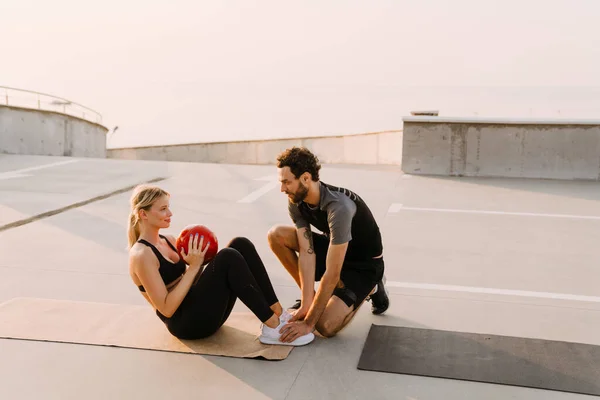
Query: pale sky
1 0 599 147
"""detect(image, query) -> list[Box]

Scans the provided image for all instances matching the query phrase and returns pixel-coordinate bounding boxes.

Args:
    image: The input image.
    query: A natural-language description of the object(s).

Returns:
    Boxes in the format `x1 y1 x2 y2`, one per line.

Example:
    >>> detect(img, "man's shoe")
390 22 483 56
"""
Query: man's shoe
368 276 389 315
289 299 301 310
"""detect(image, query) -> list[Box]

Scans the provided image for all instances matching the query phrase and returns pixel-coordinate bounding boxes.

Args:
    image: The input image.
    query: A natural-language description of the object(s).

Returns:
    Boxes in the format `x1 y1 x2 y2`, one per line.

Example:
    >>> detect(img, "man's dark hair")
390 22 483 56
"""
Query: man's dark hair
276 147 321 181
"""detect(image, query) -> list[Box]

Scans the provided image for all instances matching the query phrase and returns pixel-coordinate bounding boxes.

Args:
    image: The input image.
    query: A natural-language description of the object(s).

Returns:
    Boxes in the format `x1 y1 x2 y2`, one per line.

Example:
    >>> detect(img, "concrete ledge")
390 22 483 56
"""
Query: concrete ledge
402 117 600 180
403 116 600 126
0 105 108 157
107 131 403 165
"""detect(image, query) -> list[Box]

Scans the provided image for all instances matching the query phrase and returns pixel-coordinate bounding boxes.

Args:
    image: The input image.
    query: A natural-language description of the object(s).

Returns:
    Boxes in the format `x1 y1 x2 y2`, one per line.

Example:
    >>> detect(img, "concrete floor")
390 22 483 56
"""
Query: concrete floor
0 154 599 400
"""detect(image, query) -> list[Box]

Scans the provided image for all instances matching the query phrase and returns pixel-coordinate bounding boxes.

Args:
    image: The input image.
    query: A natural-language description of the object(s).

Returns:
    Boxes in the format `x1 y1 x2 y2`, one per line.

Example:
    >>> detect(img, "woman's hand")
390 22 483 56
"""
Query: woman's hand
180 234 210 269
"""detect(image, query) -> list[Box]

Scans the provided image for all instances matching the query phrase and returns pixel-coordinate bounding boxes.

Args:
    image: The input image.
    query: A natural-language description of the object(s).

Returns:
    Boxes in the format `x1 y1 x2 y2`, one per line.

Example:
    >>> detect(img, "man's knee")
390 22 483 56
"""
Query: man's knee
315 319 341 338
267 225 296 248
315 296 356 338
267 225 283 245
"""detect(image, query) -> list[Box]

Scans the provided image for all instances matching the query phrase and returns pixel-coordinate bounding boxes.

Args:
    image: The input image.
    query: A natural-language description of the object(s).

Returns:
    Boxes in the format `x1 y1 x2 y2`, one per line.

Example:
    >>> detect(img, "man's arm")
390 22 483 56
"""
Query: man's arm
279 197 356 342
304 197 356 327
287 201 316 319
296 227 316 313
304 242 348 328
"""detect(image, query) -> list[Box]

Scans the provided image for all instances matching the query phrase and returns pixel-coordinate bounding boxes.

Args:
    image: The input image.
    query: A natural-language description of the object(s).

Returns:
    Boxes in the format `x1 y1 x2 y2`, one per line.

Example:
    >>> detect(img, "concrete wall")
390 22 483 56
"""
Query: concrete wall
402 116 600 180
107 130 403 165
0 105 108 158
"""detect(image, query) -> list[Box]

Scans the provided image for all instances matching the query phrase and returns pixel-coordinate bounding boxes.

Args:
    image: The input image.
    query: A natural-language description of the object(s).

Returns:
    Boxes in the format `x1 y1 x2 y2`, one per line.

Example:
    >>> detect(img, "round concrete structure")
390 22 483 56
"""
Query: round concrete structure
0 105 108 158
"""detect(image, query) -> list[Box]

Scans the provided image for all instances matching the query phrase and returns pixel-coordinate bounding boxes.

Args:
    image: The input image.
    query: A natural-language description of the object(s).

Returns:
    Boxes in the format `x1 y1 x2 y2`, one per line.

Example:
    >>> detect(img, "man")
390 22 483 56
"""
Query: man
267 146 389 342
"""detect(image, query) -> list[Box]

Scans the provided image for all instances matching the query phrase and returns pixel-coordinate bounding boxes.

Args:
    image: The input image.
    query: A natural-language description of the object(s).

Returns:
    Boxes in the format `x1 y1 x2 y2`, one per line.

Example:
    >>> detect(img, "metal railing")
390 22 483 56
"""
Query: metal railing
0 85 103 125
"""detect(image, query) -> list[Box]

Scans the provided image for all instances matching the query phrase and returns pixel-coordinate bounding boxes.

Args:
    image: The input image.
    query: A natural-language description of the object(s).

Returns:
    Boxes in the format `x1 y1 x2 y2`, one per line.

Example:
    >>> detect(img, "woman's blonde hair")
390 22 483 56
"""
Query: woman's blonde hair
128 184 170 248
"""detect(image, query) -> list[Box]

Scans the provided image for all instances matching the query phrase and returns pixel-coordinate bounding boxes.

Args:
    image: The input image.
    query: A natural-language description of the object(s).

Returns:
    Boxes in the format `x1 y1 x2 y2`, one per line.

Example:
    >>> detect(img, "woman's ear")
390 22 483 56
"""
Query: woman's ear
139 209 147 220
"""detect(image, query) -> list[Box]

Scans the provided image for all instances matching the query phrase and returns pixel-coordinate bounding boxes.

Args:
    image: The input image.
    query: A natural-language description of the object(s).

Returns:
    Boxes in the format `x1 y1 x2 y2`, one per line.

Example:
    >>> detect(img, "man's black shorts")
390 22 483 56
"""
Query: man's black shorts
312 232 384 309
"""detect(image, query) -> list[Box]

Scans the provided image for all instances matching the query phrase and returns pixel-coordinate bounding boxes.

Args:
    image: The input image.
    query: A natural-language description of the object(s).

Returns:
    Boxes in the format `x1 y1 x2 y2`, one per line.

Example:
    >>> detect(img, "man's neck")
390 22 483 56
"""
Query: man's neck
304 181 321 207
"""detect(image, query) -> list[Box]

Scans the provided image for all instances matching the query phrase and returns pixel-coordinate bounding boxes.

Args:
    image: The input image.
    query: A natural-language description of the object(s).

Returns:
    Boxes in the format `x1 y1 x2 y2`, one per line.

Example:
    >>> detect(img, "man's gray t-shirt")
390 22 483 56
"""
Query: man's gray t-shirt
288 181 383 259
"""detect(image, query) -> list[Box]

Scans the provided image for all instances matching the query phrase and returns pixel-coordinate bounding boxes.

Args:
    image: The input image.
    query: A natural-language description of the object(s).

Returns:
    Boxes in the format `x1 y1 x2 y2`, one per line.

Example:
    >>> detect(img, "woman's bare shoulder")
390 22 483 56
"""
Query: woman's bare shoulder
129 243 156 268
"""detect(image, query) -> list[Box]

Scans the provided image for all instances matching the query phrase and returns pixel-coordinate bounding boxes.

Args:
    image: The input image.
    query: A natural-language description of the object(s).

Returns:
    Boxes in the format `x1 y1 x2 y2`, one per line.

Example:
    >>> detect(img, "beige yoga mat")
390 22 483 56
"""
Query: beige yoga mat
0 297 293 361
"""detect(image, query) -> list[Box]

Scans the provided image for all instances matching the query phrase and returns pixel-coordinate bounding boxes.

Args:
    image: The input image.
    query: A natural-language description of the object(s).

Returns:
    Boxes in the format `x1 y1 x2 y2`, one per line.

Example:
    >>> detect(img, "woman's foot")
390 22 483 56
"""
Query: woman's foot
259 311 315 346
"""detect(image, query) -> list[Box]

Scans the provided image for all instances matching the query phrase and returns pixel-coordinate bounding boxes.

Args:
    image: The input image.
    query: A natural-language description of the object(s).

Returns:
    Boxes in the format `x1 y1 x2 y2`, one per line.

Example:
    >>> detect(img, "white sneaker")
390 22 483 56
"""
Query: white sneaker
279 310 293 323
259 312 315 346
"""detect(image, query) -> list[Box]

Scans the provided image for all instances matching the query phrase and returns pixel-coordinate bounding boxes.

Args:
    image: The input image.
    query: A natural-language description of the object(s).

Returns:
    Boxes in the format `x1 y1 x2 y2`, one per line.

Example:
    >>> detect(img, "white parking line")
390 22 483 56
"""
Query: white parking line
387 203 600 221
238 175 279 203
3 159 79 174
387 281 600 303
0 173 31 181
387 203 404 213
0 159 79 181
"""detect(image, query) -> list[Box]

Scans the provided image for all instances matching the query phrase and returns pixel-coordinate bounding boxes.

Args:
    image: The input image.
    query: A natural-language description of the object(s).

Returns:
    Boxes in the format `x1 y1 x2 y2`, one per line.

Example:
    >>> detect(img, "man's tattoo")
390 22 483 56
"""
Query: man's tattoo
303 230 314 254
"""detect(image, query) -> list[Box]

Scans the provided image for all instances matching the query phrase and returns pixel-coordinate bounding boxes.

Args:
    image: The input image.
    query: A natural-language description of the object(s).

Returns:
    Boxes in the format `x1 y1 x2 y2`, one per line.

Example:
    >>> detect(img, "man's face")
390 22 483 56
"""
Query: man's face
278 167 309 203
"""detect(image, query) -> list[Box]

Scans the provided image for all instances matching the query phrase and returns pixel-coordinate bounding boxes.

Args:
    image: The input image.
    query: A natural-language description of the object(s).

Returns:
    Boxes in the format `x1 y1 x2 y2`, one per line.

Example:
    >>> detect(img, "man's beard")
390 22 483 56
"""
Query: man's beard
291 182 309 203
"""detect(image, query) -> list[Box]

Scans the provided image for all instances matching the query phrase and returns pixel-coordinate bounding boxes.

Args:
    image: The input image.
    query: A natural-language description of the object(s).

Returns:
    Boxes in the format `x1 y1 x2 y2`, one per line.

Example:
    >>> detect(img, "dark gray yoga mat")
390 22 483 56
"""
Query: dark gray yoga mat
358 325 600 396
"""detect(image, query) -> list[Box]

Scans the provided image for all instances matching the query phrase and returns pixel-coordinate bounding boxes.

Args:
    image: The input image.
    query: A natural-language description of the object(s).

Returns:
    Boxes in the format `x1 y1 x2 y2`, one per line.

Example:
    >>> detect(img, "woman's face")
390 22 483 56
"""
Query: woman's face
141 195 172 229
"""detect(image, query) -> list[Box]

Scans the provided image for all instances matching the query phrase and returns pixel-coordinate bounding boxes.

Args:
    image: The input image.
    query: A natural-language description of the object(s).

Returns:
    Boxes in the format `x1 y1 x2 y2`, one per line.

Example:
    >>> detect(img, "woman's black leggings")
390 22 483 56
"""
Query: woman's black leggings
161 237 279 339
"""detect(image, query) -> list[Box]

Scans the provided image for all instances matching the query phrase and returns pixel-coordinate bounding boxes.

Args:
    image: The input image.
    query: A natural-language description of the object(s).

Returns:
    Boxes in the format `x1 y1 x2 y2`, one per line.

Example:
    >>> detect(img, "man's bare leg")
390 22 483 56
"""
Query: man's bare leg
267 225 301 287
314 295 370 338
312 279 378 337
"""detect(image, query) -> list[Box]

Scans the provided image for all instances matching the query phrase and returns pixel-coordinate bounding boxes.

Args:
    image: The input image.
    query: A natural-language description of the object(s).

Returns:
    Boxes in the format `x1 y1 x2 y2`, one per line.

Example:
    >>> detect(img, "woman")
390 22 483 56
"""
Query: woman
127 184 314 346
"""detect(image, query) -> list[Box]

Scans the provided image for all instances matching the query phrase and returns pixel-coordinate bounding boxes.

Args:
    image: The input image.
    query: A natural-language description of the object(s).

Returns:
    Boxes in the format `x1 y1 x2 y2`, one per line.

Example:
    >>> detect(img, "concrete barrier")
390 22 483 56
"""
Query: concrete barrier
0 105 108 158
402 116 600 180
107 130 403 165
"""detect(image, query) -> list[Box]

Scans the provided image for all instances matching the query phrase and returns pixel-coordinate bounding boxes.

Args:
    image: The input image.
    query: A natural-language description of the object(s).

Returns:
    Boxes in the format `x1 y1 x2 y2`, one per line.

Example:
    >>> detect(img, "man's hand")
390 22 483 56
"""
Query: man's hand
279 321 314 343
290 306 309 322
